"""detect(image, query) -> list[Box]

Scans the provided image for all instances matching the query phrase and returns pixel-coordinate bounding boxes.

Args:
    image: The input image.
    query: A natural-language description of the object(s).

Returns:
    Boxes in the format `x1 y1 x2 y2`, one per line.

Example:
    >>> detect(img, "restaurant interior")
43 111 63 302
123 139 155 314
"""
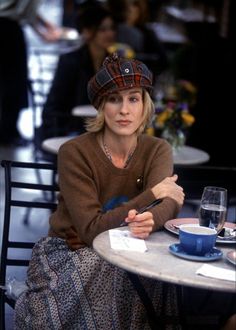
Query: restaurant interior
0 0 235 329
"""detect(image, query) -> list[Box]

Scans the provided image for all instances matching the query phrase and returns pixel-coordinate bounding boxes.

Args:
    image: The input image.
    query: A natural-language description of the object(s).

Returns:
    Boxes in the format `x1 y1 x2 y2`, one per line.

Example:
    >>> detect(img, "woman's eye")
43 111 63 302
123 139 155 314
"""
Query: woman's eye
107 95 119 103
130 96 139 102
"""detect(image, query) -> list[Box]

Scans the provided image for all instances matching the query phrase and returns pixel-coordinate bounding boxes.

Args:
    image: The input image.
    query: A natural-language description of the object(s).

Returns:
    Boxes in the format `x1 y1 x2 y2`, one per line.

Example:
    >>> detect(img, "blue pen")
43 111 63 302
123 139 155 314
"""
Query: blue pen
120 198 163 227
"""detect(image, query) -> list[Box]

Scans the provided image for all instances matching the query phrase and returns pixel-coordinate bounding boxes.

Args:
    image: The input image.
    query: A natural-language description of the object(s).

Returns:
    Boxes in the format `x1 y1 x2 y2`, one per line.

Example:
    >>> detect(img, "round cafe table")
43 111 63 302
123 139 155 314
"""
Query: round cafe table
173 145 210 165
93 226 235 329
41 136 72 154
72 105 97 117
93 227 236 293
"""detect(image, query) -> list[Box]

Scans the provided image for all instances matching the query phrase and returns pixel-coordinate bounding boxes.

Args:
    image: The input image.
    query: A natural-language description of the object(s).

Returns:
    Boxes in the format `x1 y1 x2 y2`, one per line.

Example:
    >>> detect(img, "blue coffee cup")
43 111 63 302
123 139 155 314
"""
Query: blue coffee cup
179 224 217 256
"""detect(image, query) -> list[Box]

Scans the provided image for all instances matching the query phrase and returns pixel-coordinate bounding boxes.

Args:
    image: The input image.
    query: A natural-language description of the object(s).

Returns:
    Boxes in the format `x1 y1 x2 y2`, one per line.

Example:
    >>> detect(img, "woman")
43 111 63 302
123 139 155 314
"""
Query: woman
40 4 116 141
15 53 184 329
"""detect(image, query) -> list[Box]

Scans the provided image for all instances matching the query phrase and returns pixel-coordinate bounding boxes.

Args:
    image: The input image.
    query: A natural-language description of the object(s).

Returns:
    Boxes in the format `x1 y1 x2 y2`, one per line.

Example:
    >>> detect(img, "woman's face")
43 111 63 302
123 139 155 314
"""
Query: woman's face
103 88 144 137
127 4 140 26
92 17 116 50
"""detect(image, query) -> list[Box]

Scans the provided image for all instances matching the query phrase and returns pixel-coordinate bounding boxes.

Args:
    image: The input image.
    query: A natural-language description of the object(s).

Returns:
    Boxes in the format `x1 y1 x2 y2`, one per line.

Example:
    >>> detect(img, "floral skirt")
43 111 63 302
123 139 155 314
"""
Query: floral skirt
14 237 181 330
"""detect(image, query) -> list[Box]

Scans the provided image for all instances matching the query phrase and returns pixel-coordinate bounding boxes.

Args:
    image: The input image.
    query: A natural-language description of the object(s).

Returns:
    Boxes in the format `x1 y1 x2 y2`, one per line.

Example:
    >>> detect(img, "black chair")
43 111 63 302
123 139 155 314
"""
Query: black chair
174 165 236 219
0 160 59 330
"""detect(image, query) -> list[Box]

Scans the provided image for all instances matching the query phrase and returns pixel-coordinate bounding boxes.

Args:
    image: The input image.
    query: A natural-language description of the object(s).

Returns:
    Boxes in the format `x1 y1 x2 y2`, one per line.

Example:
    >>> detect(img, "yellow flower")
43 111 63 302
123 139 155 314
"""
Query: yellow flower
107 43 135 59
166 86 178 100
156 109 173 127
179 80 197 94
151 79 197 142
146 127 155 136
181 111 195 126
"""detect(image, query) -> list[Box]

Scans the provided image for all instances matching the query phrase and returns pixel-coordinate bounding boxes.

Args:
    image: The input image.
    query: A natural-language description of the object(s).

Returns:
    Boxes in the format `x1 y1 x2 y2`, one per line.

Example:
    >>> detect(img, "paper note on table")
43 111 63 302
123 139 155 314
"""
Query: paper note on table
196 264 236 282
109 229 147 252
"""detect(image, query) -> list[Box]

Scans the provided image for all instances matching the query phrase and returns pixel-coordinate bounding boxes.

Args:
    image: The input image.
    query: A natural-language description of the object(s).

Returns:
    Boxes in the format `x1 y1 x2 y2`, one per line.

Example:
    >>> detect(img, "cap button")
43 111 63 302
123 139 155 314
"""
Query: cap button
125 68 129 73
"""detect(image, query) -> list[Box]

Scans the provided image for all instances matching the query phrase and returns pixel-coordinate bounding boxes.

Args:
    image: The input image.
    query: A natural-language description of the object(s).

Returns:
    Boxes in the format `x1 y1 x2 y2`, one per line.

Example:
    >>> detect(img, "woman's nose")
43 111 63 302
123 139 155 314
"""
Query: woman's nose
119 99 130 114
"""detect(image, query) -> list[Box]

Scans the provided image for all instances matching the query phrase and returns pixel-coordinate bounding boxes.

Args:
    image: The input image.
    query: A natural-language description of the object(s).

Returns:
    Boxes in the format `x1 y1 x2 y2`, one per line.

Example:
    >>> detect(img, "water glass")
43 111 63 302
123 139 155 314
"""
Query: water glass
199 186 227 233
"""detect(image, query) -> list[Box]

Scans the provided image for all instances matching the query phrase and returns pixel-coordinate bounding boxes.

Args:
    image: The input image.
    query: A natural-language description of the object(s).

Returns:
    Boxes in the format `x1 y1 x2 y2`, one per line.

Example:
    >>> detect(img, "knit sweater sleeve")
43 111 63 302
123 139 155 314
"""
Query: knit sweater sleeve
141 138 180 231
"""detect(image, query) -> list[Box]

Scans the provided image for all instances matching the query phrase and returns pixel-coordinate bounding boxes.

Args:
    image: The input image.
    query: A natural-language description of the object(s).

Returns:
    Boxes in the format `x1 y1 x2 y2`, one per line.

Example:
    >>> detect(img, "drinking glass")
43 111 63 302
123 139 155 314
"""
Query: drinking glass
199 186 227 233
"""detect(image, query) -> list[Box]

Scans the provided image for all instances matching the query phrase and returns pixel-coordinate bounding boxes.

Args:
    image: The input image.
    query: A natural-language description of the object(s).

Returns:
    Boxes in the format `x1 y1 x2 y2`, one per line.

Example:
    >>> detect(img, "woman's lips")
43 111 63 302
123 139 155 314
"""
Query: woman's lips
116 120 131 126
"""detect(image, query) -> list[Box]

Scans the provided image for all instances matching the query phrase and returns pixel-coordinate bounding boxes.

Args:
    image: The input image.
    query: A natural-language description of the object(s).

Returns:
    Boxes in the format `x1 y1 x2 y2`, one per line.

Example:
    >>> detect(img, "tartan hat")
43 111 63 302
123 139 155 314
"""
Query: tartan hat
87 53 153 109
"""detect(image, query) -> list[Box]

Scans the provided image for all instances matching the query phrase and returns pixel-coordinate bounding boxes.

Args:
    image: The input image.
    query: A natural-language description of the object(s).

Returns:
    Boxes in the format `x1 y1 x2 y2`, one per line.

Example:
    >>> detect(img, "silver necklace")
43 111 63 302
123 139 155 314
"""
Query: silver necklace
102 136 136 168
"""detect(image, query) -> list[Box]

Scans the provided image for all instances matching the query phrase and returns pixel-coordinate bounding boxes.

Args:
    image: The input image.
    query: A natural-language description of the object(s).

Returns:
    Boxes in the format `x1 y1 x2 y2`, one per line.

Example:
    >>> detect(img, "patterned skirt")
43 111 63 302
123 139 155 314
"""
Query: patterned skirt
14 237 181 330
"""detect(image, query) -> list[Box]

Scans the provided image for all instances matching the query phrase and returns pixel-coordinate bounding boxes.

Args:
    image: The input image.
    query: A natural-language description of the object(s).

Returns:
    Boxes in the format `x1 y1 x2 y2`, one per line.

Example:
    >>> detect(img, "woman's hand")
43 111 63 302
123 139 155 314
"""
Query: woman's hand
124 210 154 239
33 15 63 42
151 174 184 207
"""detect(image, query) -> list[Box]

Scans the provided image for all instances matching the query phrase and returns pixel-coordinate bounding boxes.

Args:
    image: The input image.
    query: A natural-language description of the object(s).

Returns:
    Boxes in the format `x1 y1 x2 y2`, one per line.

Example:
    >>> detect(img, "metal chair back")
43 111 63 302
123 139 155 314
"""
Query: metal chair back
0 160 58 330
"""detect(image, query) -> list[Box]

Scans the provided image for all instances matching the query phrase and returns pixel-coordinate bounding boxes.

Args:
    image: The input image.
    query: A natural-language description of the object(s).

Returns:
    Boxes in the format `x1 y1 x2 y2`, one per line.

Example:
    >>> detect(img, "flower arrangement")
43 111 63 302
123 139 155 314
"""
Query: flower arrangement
153 80 197 149
107 43 135 59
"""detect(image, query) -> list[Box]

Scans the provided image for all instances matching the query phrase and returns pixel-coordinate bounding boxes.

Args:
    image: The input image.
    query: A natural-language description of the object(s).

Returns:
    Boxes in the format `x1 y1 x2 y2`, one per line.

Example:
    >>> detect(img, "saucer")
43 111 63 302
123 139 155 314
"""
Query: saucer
169 244 223 261
226 250 236 266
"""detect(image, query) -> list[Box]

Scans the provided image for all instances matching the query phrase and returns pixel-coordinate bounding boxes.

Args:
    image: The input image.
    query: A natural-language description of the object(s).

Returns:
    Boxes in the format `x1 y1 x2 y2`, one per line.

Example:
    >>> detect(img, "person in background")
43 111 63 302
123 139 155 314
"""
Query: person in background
0 0 61 145
39 3 116 141
126 0 169 80
106 0 144 54
62 0 102 28
14 53 184 329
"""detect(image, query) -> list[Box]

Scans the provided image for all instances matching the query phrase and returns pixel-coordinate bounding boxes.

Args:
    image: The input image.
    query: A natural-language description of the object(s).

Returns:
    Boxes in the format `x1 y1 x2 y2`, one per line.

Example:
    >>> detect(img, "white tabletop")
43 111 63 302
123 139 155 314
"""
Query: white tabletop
72 105 97 117
42 137 210 165
29 40 82 56
165 6 216 23
149 22 187 44
93 227 235 293
41 136 72 154
173 145 210 165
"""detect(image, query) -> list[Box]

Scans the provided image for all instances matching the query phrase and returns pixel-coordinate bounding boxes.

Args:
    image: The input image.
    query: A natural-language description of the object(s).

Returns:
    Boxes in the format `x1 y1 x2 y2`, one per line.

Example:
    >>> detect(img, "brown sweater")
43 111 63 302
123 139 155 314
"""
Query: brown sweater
49 132 180 248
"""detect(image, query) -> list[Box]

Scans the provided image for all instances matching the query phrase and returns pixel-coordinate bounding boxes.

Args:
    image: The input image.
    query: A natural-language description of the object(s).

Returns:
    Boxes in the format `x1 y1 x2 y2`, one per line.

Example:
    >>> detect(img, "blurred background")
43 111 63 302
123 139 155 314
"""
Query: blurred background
0 1 235 328
0 0 235 166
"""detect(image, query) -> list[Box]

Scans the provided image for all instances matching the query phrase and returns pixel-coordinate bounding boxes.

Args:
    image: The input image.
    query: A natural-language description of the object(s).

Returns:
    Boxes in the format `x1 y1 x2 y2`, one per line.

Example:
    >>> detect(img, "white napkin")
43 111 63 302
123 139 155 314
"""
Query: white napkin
109 229 147 252
196 264 236 282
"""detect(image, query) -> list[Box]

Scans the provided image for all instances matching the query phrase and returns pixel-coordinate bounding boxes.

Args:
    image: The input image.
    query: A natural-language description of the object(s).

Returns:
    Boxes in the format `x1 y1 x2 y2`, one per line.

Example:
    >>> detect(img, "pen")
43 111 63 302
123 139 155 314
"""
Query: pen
120 198 163 227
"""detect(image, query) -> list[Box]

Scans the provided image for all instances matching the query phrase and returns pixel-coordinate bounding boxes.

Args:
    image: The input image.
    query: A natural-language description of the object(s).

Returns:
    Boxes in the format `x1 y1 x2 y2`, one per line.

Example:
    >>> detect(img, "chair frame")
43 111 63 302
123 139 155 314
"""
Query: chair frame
0 160 58 330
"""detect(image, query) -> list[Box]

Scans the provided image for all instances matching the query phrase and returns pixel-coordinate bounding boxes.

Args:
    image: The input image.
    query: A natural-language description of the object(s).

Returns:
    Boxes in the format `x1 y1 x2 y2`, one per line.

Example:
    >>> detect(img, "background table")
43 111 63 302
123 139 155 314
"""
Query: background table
41 136 72 154
173 145 210 165
149 22 187 44
72 105 97 117
42 137 210 166
93 228 235 293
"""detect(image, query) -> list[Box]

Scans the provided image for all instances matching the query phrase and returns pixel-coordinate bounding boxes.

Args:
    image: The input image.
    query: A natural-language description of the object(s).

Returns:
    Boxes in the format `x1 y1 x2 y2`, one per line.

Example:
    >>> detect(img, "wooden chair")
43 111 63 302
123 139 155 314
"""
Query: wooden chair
0 160 59 330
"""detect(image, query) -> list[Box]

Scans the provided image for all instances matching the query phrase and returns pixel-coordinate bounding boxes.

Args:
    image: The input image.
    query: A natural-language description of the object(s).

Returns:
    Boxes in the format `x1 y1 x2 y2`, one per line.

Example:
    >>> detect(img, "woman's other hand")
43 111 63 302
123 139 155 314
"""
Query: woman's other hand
33 15 63 42
151 174 184 207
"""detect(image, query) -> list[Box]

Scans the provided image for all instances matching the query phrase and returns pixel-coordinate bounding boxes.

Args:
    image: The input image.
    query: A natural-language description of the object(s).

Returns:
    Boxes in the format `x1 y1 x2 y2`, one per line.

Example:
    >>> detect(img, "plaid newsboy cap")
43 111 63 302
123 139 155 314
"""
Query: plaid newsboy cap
87 53 153 109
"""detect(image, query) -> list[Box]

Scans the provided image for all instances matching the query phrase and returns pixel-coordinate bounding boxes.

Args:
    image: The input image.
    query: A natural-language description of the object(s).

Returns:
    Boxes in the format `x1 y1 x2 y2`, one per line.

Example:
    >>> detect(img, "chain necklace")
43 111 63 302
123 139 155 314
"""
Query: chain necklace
102 136 136 168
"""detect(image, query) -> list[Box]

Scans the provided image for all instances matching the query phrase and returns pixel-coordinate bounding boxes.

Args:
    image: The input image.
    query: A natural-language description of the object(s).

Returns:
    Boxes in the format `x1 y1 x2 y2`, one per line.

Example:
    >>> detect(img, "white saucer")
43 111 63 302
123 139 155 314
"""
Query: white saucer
226 250 236 266
169 243 223 261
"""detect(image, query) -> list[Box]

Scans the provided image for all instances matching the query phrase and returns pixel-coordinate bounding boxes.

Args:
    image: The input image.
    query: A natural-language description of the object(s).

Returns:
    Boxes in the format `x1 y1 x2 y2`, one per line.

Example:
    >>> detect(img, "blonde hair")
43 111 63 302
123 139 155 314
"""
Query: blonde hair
85 89 154 134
